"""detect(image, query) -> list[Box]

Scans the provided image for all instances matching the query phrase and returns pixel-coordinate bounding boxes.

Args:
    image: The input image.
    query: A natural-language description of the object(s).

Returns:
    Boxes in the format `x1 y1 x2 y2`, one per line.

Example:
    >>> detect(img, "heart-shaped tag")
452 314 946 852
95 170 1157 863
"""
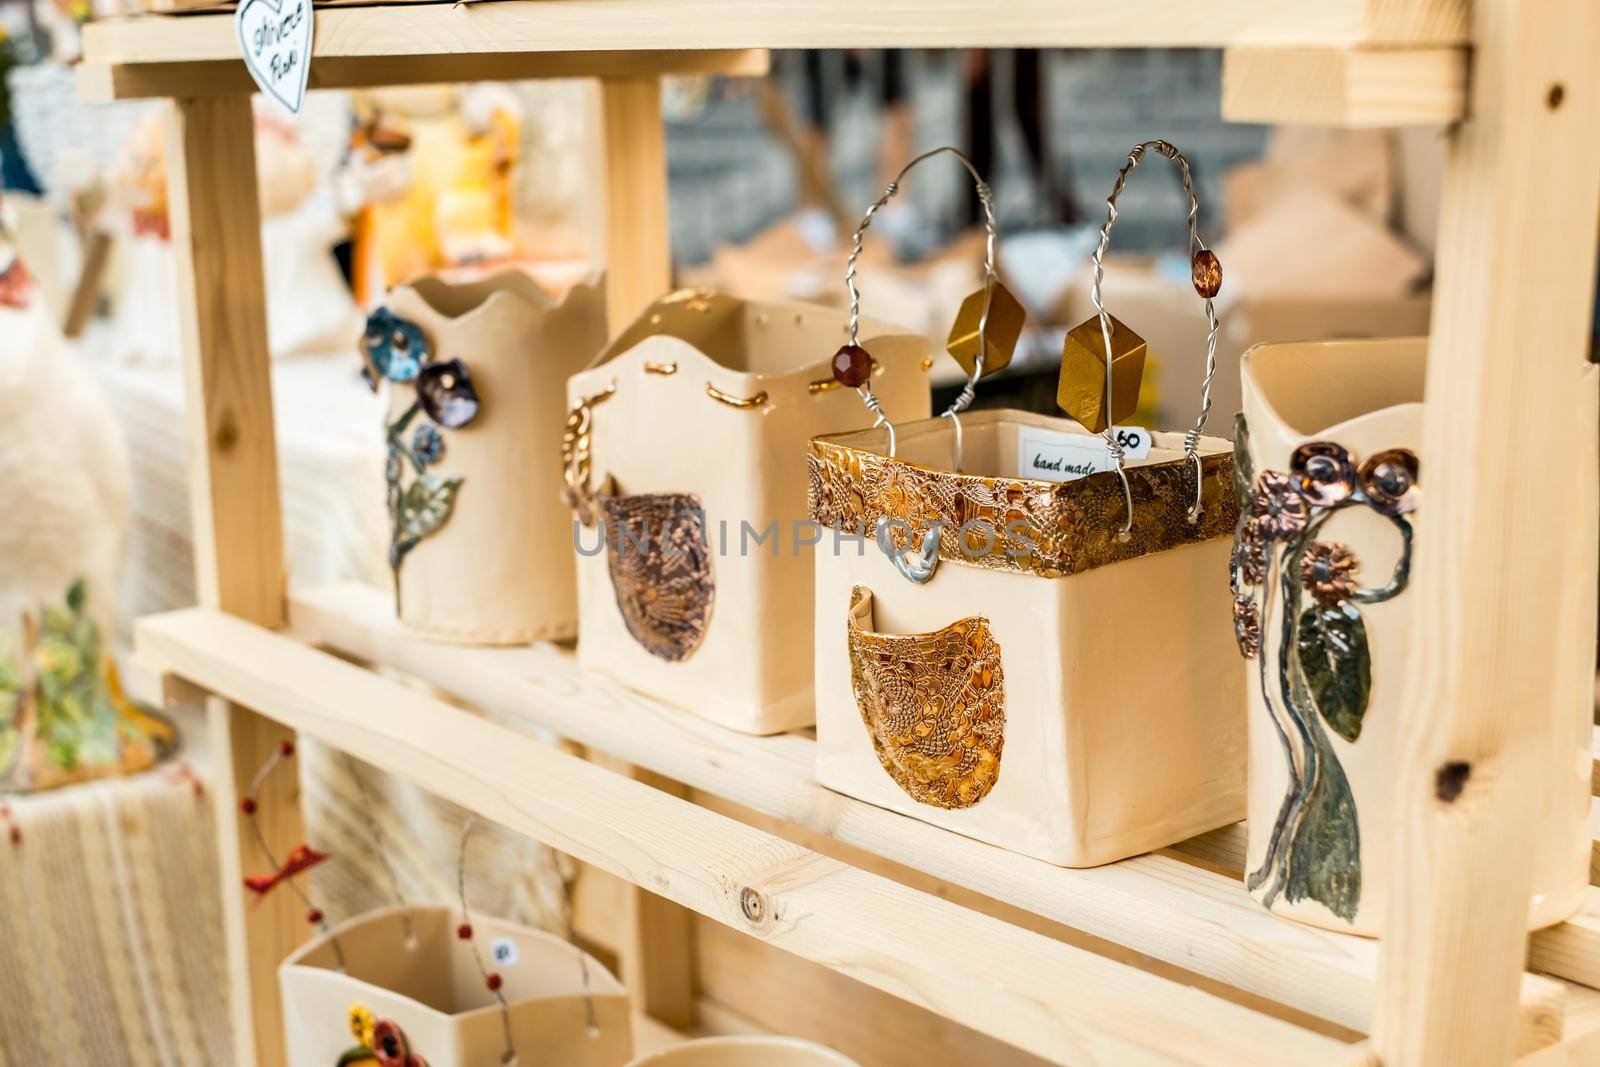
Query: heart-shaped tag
235 0 313 116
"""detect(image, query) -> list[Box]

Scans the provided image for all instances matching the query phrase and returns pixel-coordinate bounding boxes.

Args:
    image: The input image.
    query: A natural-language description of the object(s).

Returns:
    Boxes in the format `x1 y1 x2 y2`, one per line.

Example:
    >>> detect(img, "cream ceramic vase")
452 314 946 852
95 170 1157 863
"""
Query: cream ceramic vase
808 409 1246 866
566 289 930 735
375 271 606 644
279 904 633 1067
1237 337 1594 934
626 1037 859 1067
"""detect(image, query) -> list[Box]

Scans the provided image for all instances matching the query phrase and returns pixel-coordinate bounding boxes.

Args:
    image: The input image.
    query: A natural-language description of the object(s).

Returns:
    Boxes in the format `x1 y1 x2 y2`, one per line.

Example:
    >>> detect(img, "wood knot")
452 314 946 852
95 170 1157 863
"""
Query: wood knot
214 411 240 453
1435 760 1471 803
738 886 765 924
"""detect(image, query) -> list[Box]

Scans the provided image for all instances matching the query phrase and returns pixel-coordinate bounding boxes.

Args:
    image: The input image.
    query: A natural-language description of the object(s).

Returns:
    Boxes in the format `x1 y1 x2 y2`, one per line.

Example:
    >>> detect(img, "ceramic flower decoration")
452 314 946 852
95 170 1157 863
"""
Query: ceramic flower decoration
361 307 482 610
1229 412 1419 924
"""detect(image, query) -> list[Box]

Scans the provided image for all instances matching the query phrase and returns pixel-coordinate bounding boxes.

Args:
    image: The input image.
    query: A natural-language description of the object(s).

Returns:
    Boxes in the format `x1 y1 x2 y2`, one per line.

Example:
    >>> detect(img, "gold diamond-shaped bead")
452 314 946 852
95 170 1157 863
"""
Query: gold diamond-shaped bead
1057 313 1146 434
946 281 1025 379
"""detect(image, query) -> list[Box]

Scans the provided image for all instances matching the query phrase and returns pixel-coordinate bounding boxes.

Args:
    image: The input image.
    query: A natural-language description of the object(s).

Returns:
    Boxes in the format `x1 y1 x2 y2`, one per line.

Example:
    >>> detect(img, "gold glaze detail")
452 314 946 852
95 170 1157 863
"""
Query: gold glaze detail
706 383 769 409
644 360 679 375
807 434 1238 579
601 492 714 662
846 586 1004 809
809 377 843 395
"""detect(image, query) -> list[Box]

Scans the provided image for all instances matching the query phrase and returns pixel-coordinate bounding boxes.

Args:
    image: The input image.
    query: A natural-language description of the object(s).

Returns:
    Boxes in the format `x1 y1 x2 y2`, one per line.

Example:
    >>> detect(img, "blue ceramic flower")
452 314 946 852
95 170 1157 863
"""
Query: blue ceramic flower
411 423 445 467
361 308 430 385
416 358 480 429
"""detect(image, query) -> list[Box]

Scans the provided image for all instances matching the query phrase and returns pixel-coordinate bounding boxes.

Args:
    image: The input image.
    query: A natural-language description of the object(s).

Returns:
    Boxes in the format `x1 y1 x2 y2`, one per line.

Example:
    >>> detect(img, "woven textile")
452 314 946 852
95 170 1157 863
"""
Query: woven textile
0 766 230 1067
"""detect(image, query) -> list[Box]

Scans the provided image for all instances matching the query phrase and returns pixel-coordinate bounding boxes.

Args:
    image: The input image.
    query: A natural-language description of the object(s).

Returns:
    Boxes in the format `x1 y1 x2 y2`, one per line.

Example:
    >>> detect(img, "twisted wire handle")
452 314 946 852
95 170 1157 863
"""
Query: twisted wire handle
845 145 998 460
1088 139 1220 537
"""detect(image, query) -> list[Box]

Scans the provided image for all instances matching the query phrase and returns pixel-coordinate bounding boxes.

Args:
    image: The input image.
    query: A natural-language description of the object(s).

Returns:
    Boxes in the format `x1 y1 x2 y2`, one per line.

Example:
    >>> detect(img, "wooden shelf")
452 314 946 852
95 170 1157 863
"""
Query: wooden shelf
126 582 1600 1064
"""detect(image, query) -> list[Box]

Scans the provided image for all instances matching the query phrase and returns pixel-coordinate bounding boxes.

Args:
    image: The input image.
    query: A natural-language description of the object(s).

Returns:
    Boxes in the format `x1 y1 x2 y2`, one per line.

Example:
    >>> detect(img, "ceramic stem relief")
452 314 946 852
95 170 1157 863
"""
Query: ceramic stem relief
1230 414 1418 923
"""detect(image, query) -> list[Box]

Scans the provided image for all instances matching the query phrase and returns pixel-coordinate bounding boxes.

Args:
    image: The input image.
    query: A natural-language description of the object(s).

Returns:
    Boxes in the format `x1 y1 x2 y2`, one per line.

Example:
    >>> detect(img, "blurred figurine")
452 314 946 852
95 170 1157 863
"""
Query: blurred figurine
342 84 522 303
0 197 174 792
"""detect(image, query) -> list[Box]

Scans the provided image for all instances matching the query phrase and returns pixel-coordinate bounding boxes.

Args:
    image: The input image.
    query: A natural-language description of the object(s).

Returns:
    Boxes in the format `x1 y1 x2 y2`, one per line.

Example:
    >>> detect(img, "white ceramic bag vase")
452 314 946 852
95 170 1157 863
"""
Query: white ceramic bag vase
1236 337 1594 934
564 289 930 734
626 1037 859 1067
280 904 634 1067
371 271 606 644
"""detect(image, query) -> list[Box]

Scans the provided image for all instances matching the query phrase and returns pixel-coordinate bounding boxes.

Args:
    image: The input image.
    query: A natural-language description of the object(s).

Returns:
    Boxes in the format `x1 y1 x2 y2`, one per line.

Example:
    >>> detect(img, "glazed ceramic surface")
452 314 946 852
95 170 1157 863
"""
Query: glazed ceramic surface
1239 337 1594 934
386 271 605 645
280 904 633 1067
626 1037 860 1067
811 409 1246 866
569 291 931 735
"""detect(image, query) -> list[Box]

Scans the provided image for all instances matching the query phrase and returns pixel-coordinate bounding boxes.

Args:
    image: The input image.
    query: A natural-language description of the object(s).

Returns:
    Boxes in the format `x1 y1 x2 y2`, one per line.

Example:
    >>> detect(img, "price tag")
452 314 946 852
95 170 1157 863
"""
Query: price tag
489 937 519 968
236 0 313 116
1016 424 1153 484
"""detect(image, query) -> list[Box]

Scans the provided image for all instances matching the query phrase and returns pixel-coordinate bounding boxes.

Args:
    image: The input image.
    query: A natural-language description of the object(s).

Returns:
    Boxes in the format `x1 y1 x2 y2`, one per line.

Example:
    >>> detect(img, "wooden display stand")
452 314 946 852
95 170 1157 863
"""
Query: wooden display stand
79 2 1600 1064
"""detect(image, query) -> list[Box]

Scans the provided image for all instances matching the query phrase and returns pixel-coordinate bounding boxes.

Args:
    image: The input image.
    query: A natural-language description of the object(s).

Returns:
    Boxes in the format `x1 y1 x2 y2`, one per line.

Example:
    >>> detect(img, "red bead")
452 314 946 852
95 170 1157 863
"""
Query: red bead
306 908 324 924
240 798 257 815
830 344 874 388
485 973 503 993
278 739 297 758
457 923 474 940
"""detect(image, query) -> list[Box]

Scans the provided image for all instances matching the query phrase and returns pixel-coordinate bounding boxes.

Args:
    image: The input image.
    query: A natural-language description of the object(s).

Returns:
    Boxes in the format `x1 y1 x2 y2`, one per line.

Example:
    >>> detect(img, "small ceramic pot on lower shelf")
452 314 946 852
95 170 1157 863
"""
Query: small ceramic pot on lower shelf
279 904 633 1067
1236 337 1594 935
626 1037 859 1067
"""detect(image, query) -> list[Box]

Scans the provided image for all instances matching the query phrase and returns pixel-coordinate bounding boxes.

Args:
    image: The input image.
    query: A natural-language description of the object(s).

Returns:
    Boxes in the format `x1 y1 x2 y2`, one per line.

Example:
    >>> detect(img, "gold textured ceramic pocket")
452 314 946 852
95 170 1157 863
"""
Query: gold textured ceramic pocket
601 492 714 662
845 586 1005 809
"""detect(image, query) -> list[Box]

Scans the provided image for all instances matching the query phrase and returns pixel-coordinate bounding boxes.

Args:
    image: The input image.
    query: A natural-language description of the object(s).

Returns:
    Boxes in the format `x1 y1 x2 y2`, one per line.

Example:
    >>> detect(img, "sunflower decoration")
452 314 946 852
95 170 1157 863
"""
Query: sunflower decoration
359 308 483 611
337 1005 428 1067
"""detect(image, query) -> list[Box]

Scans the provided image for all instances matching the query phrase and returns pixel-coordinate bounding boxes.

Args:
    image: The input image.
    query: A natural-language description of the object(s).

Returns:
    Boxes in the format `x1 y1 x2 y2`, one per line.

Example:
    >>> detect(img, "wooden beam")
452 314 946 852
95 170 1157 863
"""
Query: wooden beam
164 95 296 1067
79 0 1469 71
132 607 1362 1067
1221 47 1468 126
1373 0 1600 1063
599 76 672 335
77 47 769 103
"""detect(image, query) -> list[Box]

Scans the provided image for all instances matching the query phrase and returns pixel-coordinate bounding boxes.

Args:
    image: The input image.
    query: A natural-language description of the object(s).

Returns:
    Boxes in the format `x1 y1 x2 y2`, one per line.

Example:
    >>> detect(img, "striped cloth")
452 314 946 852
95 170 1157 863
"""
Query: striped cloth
0 763 231 1067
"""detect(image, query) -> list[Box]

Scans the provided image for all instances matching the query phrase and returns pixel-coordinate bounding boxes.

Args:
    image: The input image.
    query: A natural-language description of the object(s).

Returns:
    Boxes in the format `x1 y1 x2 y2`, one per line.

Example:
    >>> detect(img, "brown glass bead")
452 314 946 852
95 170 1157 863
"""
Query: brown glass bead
485 973 503 992
831 344 874 387
457 923 474 940
240 797 257 815
306 908 324 924
278 739 296 759
1191 249 1222 299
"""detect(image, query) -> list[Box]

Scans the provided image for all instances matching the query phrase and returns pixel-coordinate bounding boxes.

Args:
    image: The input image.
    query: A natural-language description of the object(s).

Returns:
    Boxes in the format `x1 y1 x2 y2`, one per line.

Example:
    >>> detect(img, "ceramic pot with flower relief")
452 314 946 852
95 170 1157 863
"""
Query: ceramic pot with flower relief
1235 337 1594 935
362 271 607 645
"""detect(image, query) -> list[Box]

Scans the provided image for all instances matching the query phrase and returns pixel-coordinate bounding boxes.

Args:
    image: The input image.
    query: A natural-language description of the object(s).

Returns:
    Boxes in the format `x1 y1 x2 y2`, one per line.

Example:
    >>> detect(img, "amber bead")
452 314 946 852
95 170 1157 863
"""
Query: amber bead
486 973 503 992
457 923 474 940
831 344 874 387
1191 249 1222 299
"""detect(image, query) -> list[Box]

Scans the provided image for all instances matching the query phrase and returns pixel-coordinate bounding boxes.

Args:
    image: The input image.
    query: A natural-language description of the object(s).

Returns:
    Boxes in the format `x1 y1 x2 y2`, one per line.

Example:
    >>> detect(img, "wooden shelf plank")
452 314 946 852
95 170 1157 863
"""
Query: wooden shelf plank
131 605 1363 1067
78 47 770 102
275 581 1577 1038
81 0 1468 73
1221 46 1468 126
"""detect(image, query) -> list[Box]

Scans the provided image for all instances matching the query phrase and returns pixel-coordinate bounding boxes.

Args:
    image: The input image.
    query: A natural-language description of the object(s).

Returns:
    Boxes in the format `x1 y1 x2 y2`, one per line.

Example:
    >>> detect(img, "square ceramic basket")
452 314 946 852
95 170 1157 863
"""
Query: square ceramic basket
280 905 633 1067
567 290 930 735
808 409 1247 866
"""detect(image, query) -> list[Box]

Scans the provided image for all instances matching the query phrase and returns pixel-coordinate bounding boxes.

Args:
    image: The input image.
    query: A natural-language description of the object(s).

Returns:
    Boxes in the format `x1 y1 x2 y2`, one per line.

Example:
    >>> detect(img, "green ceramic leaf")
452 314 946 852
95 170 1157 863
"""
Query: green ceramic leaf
398 474 463 542
1232 411 1254 510
1294 600 1371 743
1281 677 1362 923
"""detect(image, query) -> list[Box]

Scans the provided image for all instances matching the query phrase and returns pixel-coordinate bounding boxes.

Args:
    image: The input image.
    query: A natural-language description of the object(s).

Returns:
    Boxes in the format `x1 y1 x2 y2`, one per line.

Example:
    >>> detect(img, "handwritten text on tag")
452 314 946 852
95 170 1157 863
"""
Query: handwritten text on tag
235 0 313 116
1016 424 1153 484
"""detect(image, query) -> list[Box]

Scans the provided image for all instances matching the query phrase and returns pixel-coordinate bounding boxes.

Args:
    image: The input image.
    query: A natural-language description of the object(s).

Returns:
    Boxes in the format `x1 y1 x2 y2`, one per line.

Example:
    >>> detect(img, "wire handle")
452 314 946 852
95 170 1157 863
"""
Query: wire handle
845 146 999 461
1089 139 1221 537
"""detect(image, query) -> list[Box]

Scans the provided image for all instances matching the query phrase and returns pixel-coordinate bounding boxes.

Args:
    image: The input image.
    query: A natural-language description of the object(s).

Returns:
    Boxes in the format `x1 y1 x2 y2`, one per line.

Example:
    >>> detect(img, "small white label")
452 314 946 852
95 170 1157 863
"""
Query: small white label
1016 425 1153 483
236 0 313 116
490 938 519 967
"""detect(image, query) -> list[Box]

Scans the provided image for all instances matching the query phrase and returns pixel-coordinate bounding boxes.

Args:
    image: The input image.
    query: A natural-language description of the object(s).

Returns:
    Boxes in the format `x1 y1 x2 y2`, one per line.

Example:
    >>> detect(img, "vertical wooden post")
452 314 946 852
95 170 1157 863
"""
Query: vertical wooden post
166 94 299 1067
600 76 672 334
1374 1 1600 1064
595 77 699 1029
